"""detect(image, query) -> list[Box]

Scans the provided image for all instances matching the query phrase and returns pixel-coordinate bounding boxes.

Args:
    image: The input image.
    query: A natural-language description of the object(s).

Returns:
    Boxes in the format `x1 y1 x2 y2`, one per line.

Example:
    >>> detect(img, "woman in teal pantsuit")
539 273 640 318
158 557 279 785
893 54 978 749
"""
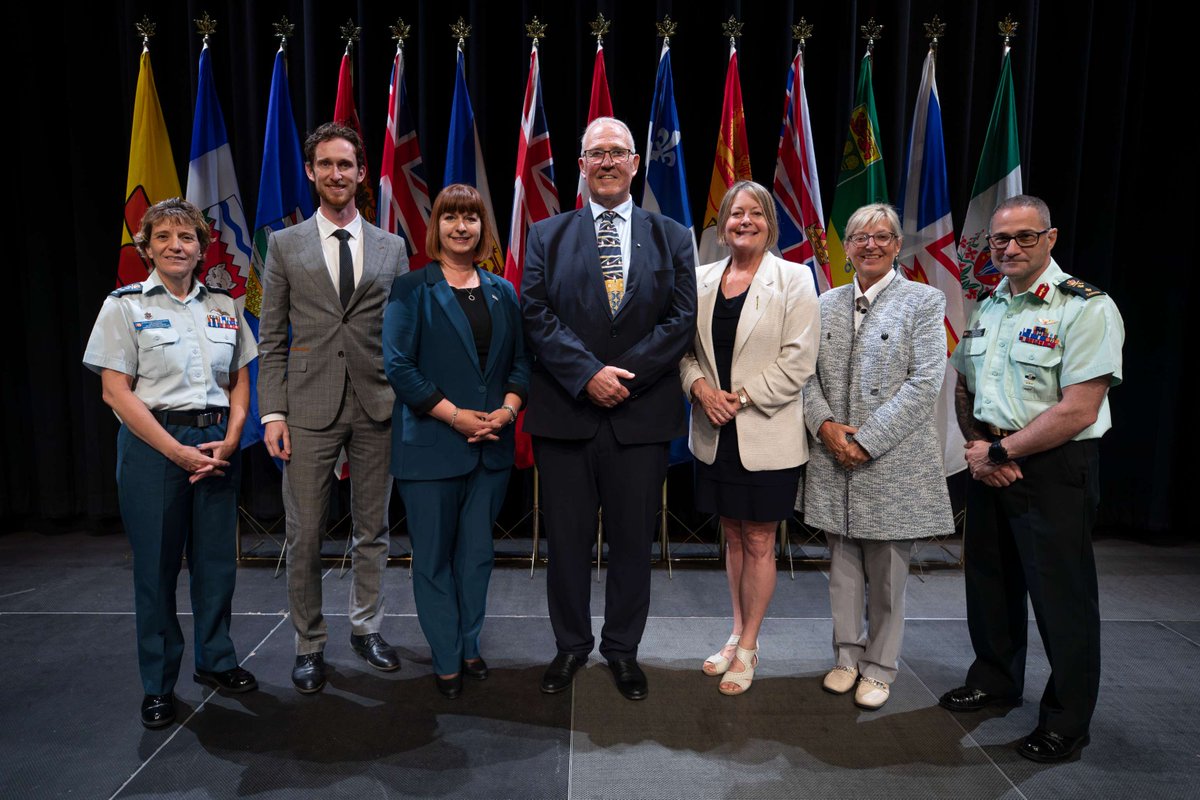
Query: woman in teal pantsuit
383 184 529 698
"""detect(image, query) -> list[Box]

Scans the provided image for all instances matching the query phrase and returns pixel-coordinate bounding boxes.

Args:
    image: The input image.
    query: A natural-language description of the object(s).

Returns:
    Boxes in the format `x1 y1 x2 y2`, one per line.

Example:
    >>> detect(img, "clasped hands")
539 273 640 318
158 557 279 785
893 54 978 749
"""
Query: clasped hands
174 439 235 484
817 420 871 469
964 439 1023 487
586 365 635 408
450 407 514 443
692 378 740 427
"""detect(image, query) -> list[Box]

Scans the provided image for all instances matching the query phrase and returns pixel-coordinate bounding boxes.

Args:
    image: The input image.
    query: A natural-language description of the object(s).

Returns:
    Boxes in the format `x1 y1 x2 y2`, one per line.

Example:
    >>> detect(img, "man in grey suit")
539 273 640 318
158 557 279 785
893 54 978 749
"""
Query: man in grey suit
258 122 409 693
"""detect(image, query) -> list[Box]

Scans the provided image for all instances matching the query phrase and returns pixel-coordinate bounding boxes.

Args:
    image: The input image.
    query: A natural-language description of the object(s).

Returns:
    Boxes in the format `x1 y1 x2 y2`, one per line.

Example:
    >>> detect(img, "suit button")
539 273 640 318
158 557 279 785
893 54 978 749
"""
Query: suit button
478 385 486 393
881 333 889 340
870 389 879 396
337 351 344 358
610 327 618 337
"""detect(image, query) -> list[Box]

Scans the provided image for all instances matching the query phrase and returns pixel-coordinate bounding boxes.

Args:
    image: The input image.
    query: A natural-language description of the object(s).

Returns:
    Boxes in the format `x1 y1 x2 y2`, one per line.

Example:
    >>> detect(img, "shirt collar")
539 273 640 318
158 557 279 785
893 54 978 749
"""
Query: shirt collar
142 267 203 301
854 265 898 305
589 196 634 222
995 257 1063 304
315 209 362 241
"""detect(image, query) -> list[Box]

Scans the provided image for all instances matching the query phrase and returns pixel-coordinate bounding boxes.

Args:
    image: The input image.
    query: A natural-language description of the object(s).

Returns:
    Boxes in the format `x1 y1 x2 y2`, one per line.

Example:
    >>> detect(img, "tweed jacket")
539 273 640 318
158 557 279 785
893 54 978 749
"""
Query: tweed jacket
803 272 954 540
257 215 409 430
680 251 820 471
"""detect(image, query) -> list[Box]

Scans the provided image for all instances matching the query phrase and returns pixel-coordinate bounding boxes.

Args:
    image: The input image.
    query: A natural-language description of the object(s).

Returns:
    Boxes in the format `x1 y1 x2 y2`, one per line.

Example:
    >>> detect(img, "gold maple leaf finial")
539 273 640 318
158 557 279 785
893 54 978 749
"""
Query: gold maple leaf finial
590 12 611 45
135 16 156 49
722 16 744 47
273 16 295 50
391 17 411 48
998 14 1020 46
860 17 883 53
656 15 678 43
450 16 472 50
526 16 548 46
792 18 813 52
194 12 217 44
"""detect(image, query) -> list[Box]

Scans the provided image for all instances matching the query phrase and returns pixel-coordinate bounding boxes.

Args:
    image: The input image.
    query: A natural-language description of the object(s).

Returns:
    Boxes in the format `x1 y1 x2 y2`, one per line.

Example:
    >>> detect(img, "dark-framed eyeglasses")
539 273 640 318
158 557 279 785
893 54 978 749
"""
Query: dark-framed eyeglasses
846 232 897 247
986 228 1052 249
582 148 633 165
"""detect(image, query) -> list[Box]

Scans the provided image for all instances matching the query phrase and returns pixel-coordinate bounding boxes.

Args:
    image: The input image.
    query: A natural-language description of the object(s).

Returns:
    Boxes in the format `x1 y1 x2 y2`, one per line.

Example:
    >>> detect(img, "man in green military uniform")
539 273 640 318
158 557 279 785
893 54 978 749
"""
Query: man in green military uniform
938 195 1124 763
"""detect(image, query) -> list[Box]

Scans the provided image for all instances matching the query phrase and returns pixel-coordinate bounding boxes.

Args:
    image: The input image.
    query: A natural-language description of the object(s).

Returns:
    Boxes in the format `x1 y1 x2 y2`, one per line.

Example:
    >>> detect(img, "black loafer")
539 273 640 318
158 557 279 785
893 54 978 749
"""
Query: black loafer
1018 728 1090 762
194 666 259 694
540 653 586 694
938 685 1022 712
436 673 463 699
463 658 489 681
292 652 326 694
350 633 401 672
607 658 648 701
141 693 176 729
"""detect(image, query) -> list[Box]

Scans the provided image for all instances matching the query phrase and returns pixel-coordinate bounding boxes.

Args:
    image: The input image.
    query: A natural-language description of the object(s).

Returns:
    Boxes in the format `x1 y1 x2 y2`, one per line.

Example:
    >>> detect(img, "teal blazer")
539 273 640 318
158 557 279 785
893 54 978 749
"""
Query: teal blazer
383 264 530 480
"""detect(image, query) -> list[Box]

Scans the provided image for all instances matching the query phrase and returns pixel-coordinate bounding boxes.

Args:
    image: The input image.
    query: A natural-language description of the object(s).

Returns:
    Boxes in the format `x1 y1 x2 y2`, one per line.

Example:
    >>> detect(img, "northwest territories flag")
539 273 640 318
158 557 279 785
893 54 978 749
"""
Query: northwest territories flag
186 43 258 446
444 46 505 274
379 42 431 269
897 48 966 476
772 45 830 293
957 47 1022 313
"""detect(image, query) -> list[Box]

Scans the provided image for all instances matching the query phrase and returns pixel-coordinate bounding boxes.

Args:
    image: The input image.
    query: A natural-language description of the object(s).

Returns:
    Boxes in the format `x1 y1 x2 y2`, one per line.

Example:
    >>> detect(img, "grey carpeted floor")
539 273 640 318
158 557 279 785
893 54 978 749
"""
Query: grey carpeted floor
1 531 1197 799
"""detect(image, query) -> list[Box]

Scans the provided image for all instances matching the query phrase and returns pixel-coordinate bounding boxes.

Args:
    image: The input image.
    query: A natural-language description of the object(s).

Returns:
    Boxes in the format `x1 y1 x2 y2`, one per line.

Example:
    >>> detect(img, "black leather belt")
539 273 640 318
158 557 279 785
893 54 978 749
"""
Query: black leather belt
986 423 1017 438
153 409 227 428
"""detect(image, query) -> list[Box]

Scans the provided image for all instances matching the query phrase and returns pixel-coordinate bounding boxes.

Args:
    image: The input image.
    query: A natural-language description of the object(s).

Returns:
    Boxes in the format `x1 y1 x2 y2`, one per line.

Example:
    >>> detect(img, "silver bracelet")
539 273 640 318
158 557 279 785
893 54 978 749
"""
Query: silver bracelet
450 406 460 428
502 404 518 424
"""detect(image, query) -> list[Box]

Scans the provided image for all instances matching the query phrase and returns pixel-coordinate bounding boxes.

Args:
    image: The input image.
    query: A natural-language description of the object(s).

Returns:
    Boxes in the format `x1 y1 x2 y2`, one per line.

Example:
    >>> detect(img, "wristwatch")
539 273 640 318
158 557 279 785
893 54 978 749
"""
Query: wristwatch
737 389 750 409
988 439 1010 465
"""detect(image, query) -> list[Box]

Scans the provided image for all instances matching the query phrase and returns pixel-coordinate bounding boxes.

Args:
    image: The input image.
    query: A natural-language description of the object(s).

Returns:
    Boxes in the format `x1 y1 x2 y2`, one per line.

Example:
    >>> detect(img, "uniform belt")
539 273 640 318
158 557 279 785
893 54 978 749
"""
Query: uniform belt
153 408 227 428
985 423 1017 438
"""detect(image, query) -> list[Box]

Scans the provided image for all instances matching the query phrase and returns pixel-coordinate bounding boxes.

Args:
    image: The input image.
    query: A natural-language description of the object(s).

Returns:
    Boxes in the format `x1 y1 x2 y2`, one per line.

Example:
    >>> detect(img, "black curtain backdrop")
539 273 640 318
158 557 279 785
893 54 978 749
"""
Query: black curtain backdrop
6 0 1182 538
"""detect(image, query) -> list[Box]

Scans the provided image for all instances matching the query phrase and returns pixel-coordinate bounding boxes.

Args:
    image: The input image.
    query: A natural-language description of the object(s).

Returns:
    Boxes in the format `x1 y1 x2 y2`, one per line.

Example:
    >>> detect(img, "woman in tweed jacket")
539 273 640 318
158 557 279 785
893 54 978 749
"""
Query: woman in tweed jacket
803 203 953 709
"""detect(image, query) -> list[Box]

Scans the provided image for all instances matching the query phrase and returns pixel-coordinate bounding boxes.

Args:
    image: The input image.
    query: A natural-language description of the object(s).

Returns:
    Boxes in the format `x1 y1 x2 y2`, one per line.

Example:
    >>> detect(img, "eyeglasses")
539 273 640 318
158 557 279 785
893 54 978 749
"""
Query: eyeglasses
582 148 633 164
846 232 897 246
986 229 1051 249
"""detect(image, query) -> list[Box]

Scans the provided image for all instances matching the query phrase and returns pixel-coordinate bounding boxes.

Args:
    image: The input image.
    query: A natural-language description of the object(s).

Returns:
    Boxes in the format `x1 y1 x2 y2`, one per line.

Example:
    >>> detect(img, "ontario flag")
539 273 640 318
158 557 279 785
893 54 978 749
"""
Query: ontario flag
379 42 431 269
898 47 966 475
772 45 830 293
117 46 182 287
186 43 258 447
503 42 558 469
333 49 376 224
698 43 752 265
575 41 613 208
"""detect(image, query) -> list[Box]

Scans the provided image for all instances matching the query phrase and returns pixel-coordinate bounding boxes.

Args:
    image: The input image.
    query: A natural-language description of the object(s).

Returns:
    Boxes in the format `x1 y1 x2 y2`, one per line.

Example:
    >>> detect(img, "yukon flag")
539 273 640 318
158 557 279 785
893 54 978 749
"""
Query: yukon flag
773 45 830 293
698 43 752 265
576 41 613 207
504 42 559 469
898 47 966 475
379 41 431 269
444 46 505 274
333 48 377 223
186 43 259 447
117 45 182 286
827 52 888 287
957 47 1022 313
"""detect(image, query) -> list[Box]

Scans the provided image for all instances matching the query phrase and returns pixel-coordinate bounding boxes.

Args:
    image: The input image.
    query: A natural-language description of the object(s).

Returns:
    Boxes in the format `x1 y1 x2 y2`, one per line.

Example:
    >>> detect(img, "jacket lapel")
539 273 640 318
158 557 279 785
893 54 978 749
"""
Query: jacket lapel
576 208 610 315
429 266 483 379
615 207 651 318
694 260 724 373
346 222 385 311
480 271 507 379
299 217 342 308
732 254 779 363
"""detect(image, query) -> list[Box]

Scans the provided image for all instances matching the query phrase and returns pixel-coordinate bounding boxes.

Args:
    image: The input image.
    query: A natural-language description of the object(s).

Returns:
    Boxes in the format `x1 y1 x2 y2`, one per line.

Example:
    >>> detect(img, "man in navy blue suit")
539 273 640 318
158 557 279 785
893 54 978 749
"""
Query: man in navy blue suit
522 117 697 701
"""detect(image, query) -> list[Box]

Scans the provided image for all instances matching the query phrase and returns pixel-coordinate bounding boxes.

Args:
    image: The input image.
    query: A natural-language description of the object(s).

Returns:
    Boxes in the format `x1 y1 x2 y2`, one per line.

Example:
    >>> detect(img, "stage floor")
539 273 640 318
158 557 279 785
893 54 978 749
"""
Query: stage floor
1 531 1197 799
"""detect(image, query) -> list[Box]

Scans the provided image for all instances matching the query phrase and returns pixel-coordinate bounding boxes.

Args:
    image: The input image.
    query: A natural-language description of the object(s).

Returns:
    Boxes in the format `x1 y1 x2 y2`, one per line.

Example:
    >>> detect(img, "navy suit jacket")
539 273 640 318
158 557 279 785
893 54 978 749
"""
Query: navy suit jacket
521 204 697 444
383 264 530 481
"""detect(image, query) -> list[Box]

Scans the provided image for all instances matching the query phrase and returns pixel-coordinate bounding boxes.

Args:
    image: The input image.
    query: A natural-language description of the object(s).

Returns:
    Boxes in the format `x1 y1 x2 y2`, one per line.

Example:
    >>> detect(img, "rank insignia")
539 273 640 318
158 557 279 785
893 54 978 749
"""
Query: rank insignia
1018 325 1059 348
1059 277 1105 299
1034 283 1050 299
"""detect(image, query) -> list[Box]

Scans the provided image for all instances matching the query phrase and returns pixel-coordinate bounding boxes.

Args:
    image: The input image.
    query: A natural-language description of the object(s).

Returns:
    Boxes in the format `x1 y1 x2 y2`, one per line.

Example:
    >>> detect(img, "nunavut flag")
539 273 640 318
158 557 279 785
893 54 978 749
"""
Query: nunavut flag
117 47 182 287
698 44 752 264
826 52 888 288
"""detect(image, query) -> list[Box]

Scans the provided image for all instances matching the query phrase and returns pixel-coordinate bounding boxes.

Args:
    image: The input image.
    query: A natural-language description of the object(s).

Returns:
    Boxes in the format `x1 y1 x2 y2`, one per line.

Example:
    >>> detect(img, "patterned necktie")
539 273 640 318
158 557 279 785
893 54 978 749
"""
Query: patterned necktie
597 210 624 315
333 229 354 309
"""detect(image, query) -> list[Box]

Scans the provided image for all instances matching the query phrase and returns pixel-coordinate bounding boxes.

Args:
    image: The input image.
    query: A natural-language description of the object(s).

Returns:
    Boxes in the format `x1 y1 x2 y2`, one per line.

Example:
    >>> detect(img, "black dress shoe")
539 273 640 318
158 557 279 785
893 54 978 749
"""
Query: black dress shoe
607 658 648 701
141 693 176 729
1018 728 1090 762
463 658 489 681
540 653 586 694
292 652 326 694
194 666 259 694
350 633 400 672
938 685 1022 712
436 673 464 699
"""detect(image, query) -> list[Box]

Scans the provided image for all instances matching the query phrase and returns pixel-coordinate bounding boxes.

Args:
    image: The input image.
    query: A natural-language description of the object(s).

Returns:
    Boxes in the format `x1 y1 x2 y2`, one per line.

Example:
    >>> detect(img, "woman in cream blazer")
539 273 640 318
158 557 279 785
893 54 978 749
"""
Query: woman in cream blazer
679 180 820 695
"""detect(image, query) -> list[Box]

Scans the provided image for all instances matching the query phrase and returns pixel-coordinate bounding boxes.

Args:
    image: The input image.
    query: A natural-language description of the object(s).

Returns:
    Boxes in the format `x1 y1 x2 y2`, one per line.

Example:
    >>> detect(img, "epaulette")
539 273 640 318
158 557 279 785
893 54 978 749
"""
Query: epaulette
110 283 143 297
1058 276 1106 300
205 286 233 297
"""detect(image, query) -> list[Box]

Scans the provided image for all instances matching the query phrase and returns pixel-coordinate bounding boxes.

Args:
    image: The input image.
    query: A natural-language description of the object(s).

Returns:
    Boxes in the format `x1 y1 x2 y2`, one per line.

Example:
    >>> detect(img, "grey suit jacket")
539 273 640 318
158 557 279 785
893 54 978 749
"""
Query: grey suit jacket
803 274 954 540
257 214 410 430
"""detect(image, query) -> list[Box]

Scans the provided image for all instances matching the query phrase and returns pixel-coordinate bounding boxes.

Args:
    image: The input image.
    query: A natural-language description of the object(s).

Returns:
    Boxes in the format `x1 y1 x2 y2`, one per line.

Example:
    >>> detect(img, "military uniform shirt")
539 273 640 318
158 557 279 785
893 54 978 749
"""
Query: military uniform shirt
83 269 258 411
950 258 1124 439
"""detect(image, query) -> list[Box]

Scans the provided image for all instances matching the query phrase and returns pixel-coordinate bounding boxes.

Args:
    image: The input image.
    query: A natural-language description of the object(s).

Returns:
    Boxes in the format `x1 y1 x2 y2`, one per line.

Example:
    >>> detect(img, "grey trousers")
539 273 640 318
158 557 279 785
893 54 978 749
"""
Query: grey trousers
283 380 393 655
827 534 914 683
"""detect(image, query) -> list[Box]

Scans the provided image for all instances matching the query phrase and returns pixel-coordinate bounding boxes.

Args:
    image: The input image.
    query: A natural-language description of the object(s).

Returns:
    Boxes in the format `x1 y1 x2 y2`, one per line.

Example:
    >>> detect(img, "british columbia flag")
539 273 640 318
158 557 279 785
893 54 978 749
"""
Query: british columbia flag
379 43 430 269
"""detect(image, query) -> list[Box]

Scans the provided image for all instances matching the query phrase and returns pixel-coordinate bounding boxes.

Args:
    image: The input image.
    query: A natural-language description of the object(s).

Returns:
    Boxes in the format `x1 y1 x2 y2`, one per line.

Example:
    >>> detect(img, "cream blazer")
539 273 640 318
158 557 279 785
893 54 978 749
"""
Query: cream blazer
679 251 820 470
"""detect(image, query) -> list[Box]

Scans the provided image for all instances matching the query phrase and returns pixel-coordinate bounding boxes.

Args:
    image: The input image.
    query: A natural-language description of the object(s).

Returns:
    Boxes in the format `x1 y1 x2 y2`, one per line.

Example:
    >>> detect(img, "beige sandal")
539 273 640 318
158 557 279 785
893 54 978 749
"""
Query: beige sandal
702 634 740 676
718 645 759 696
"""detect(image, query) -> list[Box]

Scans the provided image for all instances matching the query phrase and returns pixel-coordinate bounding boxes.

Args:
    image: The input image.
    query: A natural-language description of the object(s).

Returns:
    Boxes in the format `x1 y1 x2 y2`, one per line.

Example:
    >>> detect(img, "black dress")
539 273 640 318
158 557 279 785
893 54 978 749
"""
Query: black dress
694 289 802 522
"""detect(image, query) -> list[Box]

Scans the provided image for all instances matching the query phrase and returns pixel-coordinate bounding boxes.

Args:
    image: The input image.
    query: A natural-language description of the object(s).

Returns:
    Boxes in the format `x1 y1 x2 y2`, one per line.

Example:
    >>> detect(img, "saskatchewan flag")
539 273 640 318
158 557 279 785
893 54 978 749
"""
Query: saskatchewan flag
826 52 888 288
956 48 1022 313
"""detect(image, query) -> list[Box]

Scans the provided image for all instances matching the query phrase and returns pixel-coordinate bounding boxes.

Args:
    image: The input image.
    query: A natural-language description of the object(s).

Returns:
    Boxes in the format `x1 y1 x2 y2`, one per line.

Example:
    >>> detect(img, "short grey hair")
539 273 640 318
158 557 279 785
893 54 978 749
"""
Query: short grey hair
716 180 780 251
992 194 1052 229
845 203 902 240
581 116 636 154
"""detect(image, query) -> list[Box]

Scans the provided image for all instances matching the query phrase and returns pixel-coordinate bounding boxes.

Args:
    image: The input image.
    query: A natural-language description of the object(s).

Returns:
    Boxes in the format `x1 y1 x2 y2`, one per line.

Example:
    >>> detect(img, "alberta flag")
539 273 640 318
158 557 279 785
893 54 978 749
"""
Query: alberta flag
379 42 431 269
957 47 1022 313
186 43 257 446
773 45 829 293
445 46 505 275
897 48 966 476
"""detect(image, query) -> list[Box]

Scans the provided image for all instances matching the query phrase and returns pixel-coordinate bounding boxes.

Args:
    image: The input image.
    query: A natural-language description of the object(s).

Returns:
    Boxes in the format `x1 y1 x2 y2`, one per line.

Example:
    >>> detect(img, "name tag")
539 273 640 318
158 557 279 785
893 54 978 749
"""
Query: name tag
962 326 986 339
133 319 172 331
